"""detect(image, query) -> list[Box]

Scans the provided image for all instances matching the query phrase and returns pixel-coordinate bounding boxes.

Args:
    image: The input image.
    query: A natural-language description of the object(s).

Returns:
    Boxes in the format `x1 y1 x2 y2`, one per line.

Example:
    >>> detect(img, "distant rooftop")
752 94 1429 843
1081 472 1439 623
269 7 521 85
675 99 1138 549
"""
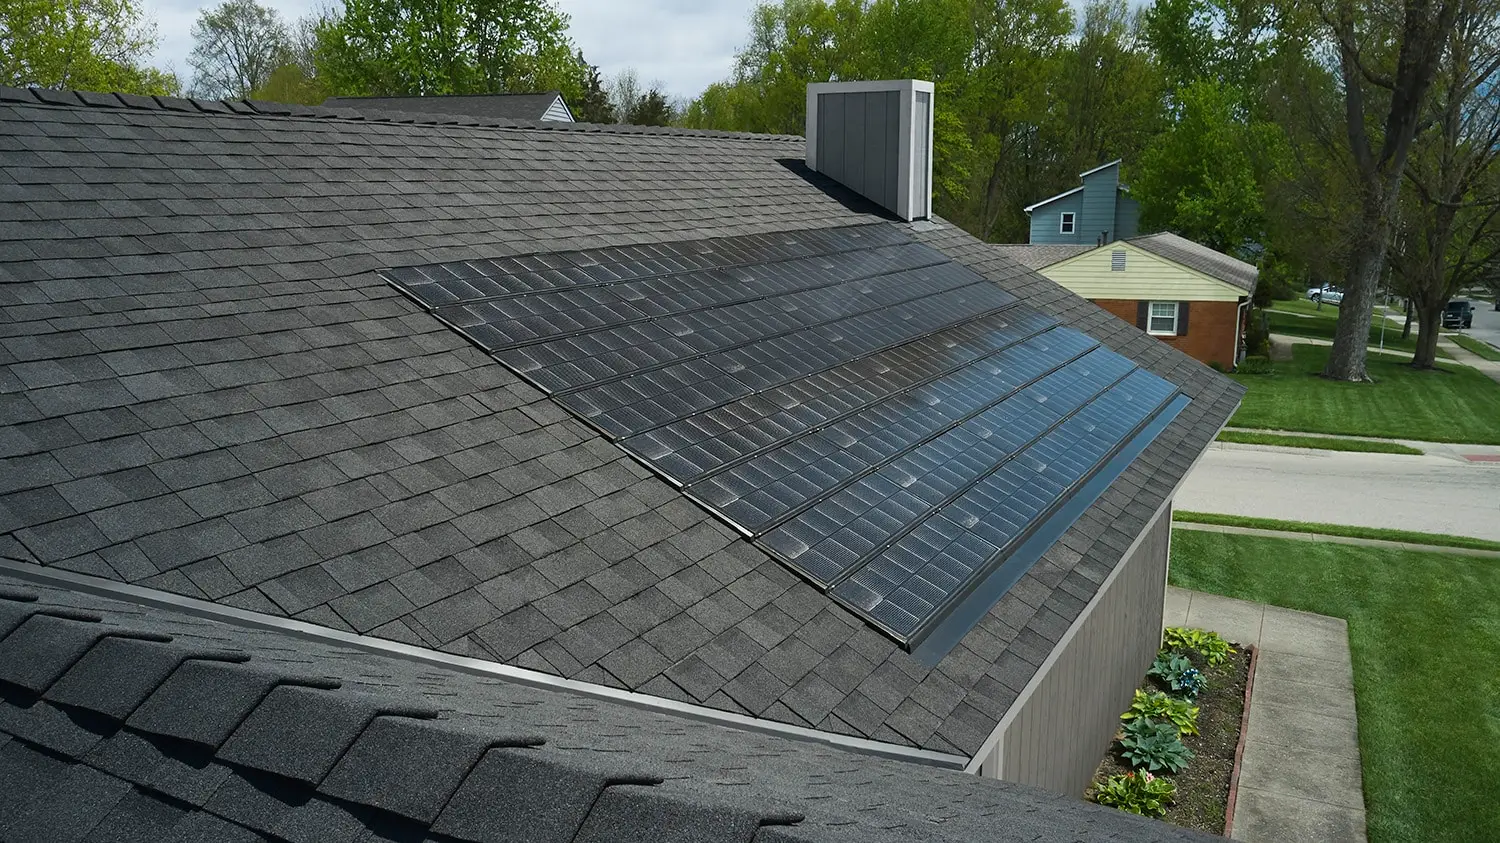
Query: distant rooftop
324 92 574 122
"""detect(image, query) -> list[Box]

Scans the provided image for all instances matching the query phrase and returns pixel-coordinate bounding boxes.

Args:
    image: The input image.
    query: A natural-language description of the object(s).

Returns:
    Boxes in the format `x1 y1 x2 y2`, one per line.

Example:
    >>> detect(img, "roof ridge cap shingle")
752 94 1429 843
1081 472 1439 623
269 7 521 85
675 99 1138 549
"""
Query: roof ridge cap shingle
0 85 806 144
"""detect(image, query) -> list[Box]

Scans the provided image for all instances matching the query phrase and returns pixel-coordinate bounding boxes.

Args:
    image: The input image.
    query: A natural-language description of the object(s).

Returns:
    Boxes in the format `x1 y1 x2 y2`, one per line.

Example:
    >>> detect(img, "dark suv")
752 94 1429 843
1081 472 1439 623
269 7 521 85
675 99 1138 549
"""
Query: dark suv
1443 300 1475 329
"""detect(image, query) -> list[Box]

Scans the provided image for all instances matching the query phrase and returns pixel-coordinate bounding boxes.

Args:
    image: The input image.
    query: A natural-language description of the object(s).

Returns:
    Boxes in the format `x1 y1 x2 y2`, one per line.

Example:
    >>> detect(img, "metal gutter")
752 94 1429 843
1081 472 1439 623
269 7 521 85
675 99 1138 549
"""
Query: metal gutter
0 556 968 771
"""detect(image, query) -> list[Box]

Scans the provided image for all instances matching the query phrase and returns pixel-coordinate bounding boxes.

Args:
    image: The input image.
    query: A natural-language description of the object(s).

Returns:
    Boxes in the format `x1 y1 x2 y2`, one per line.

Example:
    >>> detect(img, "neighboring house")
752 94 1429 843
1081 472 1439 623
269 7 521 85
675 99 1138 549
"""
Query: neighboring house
324 91 575 122
0 82 1239 842
993 233 1259 370
1024 160 1140 246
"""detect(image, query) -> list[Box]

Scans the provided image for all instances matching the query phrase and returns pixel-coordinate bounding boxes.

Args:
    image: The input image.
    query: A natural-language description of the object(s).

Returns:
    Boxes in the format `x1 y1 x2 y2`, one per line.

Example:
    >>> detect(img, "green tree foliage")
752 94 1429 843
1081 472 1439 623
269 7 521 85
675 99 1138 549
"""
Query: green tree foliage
1132 80 1283 254
624 87 673 126
189 0 290 98
312 0 585 100
574 59 614 123
1 0 179 94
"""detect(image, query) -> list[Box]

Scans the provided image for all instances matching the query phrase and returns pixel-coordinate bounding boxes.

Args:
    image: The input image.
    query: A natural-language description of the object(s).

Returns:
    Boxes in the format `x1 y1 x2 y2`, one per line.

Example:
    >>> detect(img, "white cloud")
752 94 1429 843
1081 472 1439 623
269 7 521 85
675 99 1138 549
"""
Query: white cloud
139 0 759 99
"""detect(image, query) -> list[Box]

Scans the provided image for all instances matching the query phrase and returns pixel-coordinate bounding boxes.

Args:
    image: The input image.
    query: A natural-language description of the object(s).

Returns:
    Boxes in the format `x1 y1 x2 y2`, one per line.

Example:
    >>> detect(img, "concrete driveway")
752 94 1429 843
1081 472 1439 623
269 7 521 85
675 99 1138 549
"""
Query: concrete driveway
1178 444 1500 542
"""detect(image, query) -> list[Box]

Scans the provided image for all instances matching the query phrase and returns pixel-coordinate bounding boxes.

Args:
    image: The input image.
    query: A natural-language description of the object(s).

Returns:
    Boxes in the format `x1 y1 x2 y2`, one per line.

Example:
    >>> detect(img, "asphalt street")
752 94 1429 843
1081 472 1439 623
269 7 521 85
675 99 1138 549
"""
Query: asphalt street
1177 444 1500 542
1460 295 1500 352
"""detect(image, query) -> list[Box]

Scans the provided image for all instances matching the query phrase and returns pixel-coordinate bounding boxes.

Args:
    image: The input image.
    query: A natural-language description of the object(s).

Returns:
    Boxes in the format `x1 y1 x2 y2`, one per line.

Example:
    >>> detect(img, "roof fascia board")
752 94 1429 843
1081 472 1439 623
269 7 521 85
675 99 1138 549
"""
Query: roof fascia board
1078 159 1123 179
1021 185 1082 214
0 556 968 771
962 402 1242 775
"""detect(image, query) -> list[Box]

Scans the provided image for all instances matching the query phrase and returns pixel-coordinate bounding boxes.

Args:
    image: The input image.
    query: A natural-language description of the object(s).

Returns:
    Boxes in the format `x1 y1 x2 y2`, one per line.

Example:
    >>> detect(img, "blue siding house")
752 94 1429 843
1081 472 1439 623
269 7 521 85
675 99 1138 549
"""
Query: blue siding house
1025 160 1140 245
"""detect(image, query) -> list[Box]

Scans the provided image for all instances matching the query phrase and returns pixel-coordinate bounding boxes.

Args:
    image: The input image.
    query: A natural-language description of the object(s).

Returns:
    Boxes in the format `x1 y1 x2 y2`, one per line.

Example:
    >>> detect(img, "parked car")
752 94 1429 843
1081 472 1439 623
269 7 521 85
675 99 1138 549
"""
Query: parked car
1442 299 1474 329
1308 285 1344 305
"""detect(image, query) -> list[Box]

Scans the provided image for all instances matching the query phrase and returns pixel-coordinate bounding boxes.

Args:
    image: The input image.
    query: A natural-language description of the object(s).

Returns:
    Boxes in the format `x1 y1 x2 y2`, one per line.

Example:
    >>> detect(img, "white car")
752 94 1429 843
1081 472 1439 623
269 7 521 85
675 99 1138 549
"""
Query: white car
1308 286 1344 305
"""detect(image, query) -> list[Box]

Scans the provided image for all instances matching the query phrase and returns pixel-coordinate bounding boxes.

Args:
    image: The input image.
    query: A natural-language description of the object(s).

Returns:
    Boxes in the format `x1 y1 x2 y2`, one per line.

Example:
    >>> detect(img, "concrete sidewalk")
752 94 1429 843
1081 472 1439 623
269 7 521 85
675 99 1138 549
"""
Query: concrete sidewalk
1164 588 1367 842
1437 336 1500 386
1220 426 1500 463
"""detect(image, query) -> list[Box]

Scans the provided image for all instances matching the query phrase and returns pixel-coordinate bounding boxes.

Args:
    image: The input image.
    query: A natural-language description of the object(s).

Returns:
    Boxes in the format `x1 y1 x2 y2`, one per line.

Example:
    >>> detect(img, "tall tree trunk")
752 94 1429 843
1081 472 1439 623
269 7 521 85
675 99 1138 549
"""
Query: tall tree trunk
1412 302 1445 368
1324 201 1390 381
1402 299 1413 338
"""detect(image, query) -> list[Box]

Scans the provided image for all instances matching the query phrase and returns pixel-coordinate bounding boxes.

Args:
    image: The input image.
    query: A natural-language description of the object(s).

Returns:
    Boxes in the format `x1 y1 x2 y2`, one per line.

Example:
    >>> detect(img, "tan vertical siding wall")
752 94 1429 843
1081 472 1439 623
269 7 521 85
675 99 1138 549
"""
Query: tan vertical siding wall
998 507 1170 796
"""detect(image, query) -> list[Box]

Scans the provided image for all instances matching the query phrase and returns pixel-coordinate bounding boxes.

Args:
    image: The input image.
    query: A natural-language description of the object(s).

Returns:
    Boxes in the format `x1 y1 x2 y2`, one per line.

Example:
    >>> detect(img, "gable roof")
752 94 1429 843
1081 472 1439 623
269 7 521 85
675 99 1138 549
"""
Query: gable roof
1021 160 1127 213
989 244 1094 270
0 570 1214 842
0 86 1242 766
324 91 575 122
1127 233 1258 295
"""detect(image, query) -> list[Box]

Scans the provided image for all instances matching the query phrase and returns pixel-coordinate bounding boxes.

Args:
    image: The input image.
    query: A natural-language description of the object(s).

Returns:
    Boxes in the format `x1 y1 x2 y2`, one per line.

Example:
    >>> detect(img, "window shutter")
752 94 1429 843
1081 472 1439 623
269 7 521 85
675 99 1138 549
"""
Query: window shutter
1136 301 1149 330
1177 302 1190 336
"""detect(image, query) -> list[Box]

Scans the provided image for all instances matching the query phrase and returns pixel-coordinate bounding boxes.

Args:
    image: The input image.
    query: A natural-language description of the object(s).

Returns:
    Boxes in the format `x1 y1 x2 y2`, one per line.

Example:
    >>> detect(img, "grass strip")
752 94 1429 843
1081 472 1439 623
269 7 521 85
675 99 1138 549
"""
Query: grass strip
1214 430 1422 455
1172 510 1500 552
1169 532 1500 842
1450 334 1500 361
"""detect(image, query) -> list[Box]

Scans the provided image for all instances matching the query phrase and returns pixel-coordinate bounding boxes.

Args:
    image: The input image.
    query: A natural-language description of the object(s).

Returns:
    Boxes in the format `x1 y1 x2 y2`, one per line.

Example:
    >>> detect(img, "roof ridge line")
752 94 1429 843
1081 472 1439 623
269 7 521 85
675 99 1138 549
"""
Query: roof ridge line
0 85 806 144
0 555 969 771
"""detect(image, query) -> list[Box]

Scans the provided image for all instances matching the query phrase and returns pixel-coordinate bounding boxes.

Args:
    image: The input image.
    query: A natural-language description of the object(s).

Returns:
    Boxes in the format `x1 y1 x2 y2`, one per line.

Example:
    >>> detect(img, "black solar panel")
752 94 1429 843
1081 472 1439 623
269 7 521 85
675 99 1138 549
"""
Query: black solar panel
384 224 1187 656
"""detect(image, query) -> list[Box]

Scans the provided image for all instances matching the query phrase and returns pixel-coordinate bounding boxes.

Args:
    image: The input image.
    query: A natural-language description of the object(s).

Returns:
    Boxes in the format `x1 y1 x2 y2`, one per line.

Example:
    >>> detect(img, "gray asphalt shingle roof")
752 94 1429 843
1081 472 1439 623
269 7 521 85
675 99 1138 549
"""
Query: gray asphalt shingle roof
1126 233 1258 295
988 244 1092 270
324 92 572 122
0 572 1215 842
0 87 1243 761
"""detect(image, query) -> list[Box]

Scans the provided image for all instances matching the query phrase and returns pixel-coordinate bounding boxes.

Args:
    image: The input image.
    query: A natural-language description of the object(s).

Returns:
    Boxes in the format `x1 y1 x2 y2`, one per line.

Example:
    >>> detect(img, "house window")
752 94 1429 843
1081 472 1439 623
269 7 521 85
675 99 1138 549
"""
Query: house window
1060 212 1076 234
1148 301 1179 336
1111 250 1126 271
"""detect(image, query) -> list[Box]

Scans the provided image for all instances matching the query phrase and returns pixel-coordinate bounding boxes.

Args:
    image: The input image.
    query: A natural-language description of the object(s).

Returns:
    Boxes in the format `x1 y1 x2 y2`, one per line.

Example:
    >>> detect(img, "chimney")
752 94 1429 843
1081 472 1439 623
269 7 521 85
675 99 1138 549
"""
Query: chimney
805 80 935 222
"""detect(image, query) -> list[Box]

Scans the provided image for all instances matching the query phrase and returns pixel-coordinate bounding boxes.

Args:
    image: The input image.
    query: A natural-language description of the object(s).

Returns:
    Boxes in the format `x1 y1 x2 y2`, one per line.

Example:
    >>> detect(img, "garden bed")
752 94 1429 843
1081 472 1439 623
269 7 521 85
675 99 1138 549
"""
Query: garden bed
1085 631 1253 835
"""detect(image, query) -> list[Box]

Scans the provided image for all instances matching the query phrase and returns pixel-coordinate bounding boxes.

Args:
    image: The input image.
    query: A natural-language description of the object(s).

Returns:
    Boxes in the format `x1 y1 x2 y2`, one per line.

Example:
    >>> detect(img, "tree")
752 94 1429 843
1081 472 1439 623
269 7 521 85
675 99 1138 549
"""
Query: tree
1318 0 1463 381
189 0 290 98
251 11 331 105
1132 79 1283 254
1 0 179 94
624 87 673 125
573 57 613 122
1389 0 1500 368
312 0 585 100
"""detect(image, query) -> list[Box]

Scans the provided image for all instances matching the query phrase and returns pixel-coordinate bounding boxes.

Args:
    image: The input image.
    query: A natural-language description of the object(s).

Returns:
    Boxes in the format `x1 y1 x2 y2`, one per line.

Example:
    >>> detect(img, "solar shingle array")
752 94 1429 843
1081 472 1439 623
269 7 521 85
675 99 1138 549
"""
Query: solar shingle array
389 224 1187 651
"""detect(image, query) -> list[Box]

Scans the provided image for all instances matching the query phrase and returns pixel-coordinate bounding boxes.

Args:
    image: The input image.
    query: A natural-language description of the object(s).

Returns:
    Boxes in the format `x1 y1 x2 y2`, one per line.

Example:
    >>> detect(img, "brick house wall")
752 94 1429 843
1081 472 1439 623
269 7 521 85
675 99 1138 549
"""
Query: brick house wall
1093 298 1244 369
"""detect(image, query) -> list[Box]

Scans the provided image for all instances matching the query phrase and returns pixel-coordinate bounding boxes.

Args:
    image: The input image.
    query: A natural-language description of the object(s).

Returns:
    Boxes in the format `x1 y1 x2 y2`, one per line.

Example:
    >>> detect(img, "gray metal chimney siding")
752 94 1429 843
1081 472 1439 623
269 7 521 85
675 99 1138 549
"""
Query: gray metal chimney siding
805 80 934 221
815 90 901 213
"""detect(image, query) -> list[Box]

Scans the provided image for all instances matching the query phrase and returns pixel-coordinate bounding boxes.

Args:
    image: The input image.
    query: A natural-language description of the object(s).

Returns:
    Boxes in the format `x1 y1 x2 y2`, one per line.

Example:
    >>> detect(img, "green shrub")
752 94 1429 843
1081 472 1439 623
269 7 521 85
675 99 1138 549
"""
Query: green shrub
1092 770 1177 818
1163 627 1237 667
1119 717 1195 773
1122 689 1200 736
1148 652 1207 699
1236 354 1274 375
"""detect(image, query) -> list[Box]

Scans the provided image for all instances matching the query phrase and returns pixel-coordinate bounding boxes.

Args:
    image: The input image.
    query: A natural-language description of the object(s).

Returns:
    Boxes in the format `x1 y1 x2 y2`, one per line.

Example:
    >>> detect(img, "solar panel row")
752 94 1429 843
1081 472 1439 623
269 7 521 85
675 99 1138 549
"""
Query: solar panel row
383 223 1186 652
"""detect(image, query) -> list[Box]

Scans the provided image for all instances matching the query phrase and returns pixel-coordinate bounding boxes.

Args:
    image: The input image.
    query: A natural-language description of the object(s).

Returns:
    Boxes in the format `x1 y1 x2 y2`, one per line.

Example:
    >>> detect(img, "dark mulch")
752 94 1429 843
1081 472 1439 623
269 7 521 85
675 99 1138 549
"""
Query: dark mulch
1086 644 1253 835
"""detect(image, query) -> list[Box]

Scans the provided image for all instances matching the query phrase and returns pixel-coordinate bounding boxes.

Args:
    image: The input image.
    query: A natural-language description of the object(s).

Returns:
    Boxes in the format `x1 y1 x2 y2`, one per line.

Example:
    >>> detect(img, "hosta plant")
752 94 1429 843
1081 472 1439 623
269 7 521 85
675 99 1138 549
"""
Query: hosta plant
1119 717 1195 774
1121 689 1200 736
1149 652 1207 699
1092 770 1177 818
1164 627 1237 667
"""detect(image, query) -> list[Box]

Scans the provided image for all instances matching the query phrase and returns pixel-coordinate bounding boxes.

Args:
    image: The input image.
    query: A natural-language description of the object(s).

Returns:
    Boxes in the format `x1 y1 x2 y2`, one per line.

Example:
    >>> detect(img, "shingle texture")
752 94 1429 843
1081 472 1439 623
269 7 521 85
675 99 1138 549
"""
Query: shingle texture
0 87 1243 758
324 92 571 121
0 574 1215 842
988 244 1092 270
1127 232 1259 294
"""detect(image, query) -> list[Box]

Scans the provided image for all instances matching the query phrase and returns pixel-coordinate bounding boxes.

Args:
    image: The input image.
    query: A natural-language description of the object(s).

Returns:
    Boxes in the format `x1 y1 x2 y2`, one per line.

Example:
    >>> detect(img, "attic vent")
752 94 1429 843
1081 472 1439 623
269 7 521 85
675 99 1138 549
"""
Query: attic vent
805 80 935 222
1111 250 1127 272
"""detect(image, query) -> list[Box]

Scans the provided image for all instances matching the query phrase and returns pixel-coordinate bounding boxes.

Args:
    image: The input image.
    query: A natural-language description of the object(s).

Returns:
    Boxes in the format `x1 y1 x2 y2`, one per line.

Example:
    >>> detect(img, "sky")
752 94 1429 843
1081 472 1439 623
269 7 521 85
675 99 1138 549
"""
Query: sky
138 0 763 100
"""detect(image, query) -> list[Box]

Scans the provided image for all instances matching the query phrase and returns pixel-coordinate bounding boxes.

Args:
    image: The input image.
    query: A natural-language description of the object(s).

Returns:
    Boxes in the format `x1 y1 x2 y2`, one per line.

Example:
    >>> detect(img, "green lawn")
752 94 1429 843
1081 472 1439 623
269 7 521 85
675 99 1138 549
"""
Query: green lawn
1229 344 1500 444
1172 510 1500 552
1265 300 1431 355
1451 334 1500 362
1170 531 1500 842
1214 429 1423 455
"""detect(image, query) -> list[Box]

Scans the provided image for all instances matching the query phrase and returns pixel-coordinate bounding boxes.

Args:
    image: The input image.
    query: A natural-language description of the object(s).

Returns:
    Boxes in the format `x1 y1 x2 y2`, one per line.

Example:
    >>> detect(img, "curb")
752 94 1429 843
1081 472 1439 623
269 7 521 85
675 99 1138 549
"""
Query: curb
1222 643 1259 839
